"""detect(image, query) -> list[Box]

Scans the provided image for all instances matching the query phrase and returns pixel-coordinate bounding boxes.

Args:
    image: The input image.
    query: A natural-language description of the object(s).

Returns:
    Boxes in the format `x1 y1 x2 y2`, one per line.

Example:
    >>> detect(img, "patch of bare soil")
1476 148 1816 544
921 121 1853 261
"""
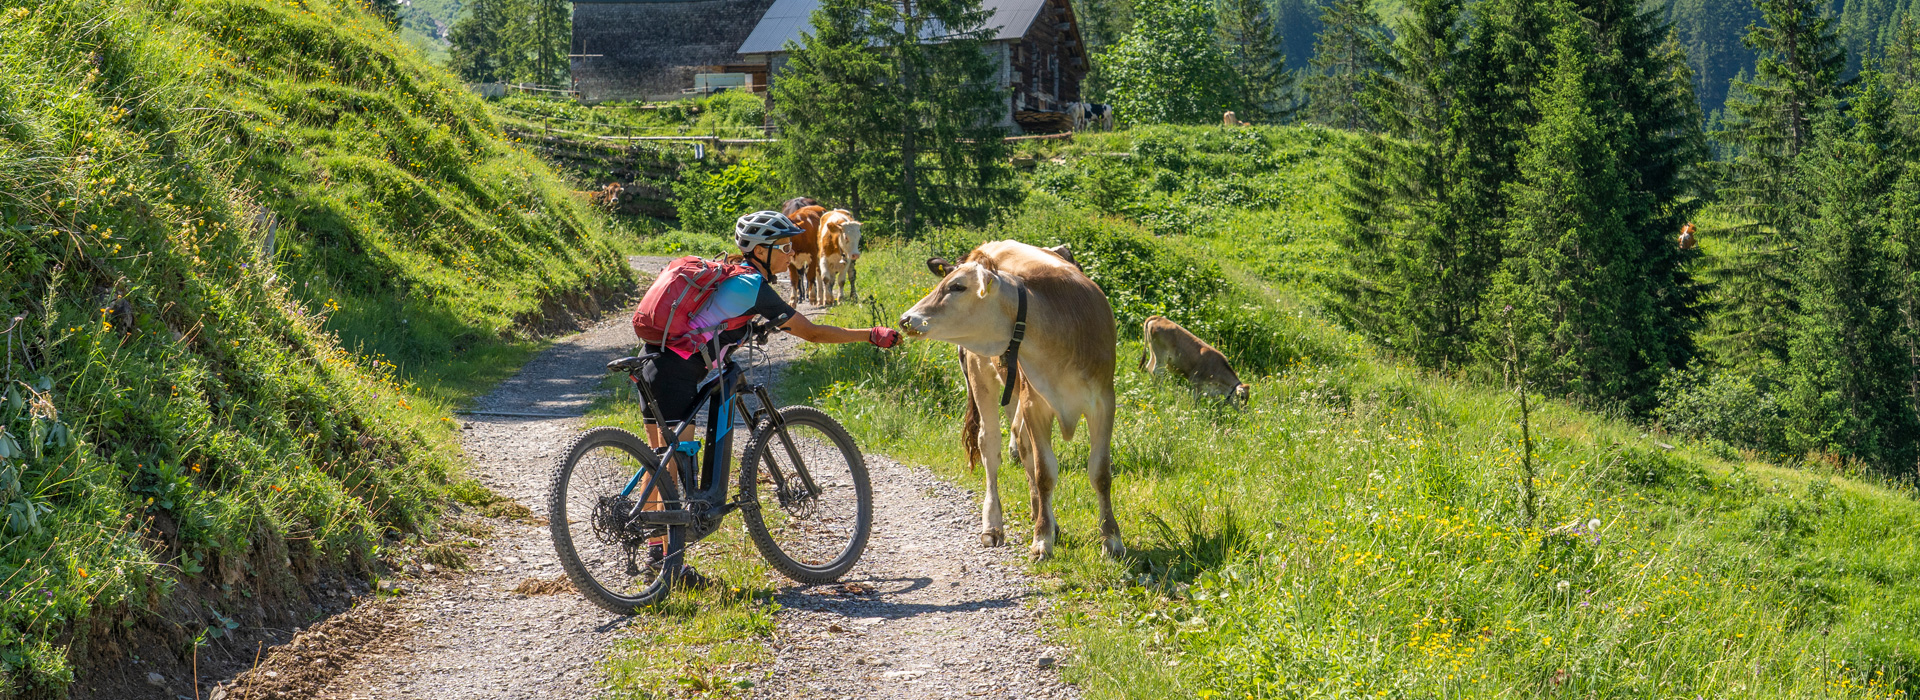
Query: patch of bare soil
210 600 407 700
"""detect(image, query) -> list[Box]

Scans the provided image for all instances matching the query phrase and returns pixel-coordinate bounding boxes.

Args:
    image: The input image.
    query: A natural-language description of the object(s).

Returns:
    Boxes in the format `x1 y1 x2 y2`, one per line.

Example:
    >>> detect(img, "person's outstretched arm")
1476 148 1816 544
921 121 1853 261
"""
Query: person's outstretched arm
781 313 898 347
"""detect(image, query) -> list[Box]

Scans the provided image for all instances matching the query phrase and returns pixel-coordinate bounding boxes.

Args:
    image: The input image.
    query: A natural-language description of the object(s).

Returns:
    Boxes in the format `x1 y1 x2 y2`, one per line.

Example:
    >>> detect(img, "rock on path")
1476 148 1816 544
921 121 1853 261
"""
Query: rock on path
282 255 1076 699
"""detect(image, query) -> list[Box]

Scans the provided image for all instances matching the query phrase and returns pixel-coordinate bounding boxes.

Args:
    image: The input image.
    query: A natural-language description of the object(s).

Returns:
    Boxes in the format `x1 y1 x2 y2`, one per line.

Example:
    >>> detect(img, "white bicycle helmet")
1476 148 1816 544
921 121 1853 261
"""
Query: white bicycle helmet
734 210 803 252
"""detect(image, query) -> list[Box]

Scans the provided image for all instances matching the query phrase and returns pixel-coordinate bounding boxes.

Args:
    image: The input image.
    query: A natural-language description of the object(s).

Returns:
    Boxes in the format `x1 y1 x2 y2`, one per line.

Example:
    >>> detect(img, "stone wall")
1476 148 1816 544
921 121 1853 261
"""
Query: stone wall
571 0 778 103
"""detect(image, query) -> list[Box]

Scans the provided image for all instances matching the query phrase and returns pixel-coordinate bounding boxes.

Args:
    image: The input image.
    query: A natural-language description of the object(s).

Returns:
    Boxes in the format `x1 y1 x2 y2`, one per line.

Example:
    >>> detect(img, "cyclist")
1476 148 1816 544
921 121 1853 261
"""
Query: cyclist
638 210 900 584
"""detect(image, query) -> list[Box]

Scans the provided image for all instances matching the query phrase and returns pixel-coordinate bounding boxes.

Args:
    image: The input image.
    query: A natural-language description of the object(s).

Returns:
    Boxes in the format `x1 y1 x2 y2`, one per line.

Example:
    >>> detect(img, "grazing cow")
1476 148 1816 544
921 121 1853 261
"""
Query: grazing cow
900 241 1122 560
815 209 862 305
780 197 820 218
784 205 826 302
1678 222 1698 250
1140 316 1250 405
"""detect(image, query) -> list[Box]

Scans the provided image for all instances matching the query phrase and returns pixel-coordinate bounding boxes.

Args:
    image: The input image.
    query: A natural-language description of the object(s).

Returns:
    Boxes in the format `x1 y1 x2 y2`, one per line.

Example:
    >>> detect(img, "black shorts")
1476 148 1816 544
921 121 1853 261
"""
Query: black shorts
641 345 712 425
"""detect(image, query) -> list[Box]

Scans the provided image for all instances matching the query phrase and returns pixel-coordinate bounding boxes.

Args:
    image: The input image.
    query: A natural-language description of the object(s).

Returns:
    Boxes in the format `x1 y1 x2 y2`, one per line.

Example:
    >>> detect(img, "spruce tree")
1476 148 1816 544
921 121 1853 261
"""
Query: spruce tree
887 0 1021 231
1332 0 1483 367
1486 2 1654 402
1579 0 1712 384
771 0 1018 234
1782 77 1919 471
448 0 571 84
771 0 899 218
1305 0 1386 131
449 0 510 83
1701 0 1847 371
1217 0 1299 123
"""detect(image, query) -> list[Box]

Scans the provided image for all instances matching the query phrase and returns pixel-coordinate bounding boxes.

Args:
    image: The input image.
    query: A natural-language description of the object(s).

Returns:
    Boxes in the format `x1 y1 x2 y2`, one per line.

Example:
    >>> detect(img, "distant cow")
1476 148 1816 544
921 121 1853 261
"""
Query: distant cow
815 209 862 305
1141 316 1250 405
784 205 827 302
781 197 820 218
1066 103 1113 132
901 241 1123 561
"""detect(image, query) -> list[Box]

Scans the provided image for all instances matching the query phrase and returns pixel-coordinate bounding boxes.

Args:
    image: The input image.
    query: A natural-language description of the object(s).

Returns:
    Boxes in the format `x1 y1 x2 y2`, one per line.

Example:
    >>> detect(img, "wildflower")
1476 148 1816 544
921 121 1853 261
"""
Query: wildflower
1556 580 1570 594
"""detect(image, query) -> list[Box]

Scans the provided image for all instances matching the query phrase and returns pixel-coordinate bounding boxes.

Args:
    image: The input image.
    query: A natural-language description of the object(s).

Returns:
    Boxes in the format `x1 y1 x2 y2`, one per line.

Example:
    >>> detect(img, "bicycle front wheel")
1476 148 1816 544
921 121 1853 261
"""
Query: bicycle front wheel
548 426 683 613
738 406 872 584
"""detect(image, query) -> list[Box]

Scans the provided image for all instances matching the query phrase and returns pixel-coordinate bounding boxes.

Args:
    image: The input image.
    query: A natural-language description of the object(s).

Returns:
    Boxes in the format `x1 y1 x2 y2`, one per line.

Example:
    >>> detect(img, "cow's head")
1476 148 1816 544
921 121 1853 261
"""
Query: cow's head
838 219 862 261
900 258 1015 343
1232 383 1251 406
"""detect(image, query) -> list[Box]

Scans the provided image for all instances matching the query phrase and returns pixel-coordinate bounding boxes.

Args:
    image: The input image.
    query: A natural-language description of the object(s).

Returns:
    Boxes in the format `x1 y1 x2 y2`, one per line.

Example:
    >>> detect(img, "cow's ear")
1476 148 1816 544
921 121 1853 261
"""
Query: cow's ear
927 257 955 276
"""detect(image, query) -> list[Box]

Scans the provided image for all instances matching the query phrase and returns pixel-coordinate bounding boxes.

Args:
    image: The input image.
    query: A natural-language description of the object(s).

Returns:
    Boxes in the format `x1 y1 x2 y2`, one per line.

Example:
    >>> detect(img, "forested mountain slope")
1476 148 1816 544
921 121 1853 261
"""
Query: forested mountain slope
1081 0 1915 116
0 0 630 694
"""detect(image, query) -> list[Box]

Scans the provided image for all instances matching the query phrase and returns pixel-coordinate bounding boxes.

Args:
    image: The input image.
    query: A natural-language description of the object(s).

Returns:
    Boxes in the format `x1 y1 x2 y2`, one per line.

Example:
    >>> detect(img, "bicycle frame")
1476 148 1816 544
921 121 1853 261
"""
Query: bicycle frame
616 344 821 531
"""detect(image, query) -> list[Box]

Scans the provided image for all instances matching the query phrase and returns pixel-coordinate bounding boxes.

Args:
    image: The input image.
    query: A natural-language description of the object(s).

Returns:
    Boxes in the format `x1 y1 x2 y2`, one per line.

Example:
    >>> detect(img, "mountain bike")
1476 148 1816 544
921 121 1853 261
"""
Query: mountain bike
547 321 873 613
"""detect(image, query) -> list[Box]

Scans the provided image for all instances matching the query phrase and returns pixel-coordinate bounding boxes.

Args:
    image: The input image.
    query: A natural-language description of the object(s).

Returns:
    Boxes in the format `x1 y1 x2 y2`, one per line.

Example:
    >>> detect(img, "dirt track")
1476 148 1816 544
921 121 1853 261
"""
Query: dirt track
210 255 1076 699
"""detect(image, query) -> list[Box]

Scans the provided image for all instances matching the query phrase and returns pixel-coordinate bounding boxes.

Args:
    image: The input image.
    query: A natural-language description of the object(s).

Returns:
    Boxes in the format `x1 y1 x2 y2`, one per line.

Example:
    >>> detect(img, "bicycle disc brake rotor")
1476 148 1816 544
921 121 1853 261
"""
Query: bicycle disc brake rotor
778 486 819 520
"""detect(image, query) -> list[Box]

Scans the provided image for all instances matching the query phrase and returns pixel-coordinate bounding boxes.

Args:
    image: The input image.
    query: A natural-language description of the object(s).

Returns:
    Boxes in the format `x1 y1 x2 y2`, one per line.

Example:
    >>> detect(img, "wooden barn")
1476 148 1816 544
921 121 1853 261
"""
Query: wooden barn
569 0 779 103
735 0 1090 132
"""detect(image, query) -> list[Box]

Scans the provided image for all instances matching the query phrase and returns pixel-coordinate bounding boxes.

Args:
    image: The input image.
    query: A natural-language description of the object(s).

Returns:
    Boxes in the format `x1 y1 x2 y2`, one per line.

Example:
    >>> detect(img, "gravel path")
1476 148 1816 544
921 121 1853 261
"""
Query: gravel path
222 255 1078 699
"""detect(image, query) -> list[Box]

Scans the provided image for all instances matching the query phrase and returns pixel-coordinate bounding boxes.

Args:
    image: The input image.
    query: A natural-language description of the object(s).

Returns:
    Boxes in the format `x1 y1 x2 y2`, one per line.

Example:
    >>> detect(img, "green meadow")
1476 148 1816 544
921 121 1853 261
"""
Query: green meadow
633 125 1920 699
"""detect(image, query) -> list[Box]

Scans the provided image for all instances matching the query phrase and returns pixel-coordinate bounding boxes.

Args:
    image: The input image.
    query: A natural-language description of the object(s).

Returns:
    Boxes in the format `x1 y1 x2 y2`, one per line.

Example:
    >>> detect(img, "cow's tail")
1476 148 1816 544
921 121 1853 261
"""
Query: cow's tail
959 348 982 472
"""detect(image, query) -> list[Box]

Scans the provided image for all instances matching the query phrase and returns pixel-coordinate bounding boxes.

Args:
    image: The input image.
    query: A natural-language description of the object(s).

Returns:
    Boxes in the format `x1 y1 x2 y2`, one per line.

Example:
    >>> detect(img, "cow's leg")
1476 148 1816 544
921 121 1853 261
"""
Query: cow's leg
1088 392 1124 557
964 351 1007 546
787 264 804 301
1015 398 1060 560
820 260 839 305
806 262 822 305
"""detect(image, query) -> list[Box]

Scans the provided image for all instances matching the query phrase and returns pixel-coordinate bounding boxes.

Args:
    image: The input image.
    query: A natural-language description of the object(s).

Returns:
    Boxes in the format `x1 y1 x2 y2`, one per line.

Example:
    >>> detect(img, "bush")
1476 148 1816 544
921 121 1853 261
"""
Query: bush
1654 367 1789 454
673 160 768 235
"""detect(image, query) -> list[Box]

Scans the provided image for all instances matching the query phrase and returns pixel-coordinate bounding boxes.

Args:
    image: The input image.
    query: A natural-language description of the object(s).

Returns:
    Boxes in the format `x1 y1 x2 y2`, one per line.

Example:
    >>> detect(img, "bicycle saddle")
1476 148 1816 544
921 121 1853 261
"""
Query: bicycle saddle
607 353 658 372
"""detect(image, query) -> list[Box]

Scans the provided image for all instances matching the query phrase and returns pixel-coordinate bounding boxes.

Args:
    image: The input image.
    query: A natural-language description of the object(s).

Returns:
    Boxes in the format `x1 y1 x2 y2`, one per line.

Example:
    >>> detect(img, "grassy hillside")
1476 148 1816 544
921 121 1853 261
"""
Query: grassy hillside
650 125 1920 698
0 0 632 694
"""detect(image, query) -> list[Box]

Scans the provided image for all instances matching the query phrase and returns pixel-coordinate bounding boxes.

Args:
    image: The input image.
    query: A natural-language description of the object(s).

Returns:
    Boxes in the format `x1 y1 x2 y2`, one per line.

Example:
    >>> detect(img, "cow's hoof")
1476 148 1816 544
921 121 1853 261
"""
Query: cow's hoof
979 529 1004 547
1102 535 1126 559
1028 540 1053 561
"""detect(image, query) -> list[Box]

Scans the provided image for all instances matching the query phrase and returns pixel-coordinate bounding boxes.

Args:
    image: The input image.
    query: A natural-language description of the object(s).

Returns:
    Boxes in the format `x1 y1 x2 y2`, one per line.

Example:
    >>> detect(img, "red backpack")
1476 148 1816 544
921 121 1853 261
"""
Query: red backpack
632 256 756 348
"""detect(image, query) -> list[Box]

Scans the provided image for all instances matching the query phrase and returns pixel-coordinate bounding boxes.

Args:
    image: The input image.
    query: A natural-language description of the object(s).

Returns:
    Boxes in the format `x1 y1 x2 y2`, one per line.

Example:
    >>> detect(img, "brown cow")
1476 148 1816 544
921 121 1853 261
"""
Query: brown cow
900 240 1122 560
815 209 862 305
780 197 820 217
784 205 826 302
1141 316 1250 405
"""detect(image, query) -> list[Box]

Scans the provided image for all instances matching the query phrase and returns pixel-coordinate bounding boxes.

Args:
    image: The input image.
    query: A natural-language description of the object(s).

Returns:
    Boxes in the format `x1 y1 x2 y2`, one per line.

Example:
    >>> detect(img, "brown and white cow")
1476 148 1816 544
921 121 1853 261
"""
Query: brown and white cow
900 240 1122 560
1141 315 1250 405
784 205 827 302
815 209 862 305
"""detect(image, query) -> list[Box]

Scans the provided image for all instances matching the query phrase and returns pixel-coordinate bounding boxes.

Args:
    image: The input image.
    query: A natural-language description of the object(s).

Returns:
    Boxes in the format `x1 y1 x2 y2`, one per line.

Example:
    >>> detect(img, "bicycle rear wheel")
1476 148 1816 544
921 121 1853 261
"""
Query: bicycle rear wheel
738 406 872 584
548 427 684 613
